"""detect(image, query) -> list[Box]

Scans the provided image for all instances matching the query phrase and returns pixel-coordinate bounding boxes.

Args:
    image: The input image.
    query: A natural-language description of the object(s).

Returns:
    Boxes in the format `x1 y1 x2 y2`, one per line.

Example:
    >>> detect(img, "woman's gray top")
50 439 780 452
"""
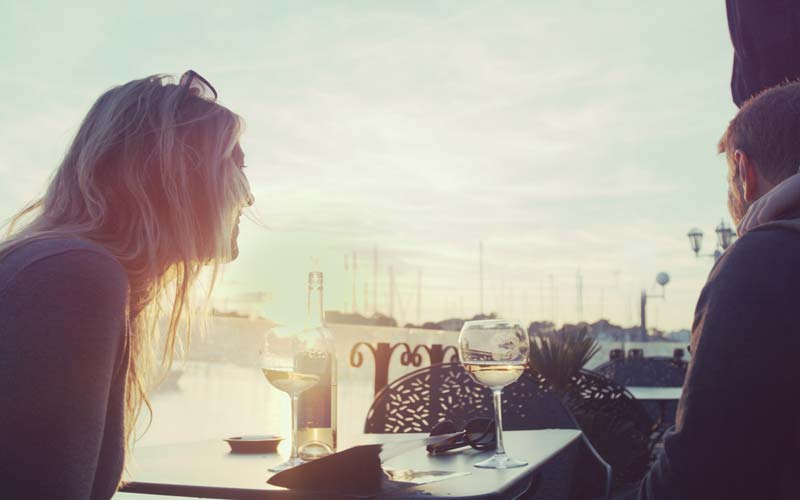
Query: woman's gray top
0 237 128 500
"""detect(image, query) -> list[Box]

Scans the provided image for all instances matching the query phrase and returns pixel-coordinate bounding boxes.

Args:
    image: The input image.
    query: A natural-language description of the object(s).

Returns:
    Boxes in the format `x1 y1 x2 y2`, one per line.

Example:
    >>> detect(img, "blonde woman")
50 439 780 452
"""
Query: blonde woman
0 71 253 499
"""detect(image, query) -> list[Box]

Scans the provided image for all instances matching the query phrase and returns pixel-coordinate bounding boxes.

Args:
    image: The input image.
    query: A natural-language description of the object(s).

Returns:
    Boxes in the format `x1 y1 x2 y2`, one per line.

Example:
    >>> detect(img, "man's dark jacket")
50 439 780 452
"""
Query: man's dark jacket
639 224 800 499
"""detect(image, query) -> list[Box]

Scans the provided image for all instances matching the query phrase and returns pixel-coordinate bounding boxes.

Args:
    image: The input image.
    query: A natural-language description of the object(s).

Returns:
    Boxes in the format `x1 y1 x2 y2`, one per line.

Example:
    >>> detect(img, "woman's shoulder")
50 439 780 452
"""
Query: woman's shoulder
0 237 127 292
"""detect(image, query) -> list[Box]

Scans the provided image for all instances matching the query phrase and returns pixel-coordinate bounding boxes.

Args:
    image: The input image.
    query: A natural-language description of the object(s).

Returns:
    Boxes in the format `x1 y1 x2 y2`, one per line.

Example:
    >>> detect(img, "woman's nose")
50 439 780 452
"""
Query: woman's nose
244 190 255 207
241 175 255 207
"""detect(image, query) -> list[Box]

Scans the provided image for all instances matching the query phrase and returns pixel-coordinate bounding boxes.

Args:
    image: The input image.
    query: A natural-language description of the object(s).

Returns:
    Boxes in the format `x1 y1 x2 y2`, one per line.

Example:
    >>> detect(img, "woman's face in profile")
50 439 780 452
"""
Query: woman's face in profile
229 142 251 261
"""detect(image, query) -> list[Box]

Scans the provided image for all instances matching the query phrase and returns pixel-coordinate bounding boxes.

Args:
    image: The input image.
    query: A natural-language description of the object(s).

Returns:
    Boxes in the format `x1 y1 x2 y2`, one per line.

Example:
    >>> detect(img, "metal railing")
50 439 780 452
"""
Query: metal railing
349 342 459 395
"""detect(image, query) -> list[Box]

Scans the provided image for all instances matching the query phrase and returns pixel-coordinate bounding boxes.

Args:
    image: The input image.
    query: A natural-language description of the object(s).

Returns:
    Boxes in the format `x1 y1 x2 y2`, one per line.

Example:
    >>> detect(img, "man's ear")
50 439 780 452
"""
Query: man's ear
734 149 760 202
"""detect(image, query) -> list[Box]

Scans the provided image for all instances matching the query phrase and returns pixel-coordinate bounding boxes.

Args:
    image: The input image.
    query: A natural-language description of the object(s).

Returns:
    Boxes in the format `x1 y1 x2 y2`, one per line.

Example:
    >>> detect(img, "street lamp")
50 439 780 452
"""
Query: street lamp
687 220 735 262
639 272 670 343
687 228 703 254
715 220 735 250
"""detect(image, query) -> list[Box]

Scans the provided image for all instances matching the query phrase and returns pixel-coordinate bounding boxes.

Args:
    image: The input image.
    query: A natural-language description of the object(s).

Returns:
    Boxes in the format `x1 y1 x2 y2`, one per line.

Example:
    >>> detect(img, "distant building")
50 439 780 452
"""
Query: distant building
324 310 398 327
664 329 691 343
211 308 251 319
530 319 683 343
406 313 498 332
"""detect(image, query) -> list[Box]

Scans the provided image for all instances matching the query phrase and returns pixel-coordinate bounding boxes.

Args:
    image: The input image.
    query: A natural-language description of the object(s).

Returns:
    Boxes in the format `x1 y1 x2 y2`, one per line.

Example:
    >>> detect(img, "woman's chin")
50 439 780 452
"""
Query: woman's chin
228 223 240 261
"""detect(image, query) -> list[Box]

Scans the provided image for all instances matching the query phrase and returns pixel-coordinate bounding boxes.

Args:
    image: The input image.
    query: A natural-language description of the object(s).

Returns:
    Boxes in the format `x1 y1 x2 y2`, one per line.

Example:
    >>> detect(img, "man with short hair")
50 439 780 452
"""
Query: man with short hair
638 82 800 499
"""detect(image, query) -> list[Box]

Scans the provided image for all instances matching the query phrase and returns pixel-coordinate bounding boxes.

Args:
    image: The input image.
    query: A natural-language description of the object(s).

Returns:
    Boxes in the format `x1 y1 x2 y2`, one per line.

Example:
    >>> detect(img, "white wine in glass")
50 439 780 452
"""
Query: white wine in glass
463 362 525 388
459 319 530 469
262 369 320 396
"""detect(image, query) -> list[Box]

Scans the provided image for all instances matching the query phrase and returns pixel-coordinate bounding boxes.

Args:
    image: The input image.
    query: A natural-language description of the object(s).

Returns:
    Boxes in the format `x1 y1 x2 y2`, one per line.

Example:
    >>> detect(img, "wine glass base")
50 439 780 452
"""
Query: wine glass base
268 457 307 472
474 454 528 469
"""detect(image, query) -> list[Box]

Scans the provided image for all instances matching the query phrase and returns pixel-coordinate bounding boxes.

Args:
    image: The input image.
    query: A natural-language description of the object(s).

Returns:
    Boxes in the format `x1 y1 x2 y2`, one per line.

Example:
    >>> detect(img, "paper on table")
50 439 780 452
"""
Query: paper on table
384 467 469 485
268 433 470 496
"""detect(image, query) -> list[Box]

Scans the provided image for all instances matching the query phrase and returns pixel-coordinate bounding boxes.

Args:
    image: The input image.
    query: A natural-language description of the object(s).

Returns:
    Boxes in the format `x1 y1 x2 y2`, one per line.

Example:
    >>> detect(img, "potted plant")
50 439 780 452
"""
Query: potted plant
528 325 600 394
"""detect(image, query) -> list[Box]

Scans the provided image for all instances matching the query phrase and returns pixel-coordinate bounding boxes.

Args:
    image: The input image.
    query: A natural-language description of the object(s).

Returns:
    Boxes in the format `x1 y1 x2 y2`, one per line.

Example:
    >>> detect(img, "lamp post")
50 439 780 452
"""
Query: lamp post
638 272 670 343
688 220 735 262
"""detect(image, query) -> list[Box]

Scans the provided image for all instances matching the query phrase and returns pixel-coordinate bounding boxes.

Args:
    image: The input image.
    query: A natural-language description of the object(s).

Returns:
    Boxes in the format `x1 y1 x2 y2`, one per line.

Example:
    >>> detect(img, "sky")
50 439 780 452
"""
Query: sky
0 1 739 331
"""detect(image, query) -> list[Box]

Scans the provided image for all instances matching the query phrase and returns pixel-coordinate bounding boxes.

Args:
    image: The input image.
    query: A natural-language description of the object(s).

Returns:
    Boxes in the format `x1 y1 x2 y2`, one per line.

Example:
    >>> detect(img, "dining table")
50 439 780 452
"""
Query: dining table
627 385 683 432
625 386 683 403
119 429 583 499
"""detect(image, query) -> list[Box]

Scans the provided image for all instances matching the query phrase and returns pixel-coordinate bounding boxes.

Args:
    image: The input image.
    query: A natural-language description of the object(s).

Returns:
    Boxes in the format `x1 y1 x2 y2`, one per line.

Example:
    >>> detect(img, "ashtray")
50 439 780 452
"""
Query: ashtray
224 435 283 454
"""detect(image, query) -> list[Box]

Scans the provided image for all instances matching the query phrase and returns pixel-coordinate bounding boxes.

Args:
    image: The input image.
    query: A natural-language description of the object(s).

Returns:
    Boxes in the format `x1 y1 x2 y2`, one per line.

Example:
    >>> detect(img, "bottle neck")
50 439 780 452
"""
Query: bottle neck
307 271 324 325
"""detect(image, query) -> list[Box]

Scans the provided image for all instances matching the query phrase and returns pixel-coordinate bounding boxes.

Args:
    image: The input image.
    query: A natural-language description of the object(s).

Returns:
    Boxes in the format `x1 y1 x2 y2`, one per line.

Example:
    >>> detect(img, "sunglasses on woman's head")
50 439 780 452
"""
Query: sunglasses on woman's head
178 70 247 172
426 418 496 455
179 70 217 102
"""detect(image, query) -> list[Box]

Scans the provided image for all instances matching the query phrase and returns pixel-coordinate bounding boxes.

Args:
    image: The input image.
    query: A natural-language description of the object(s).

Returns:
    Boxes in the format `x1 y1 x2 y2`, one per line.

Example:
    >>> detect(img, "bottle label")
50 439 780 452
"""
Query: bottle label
297 381 332 427
296 354 332 427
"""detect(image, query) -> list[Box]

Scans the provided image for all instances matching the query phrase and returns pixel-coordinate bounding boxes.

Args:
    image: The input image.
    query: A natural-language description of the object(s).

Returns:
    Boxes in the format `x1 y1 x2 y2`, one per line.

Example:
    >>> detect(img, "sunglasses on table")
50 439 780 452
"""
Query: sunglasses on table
426 418 496 455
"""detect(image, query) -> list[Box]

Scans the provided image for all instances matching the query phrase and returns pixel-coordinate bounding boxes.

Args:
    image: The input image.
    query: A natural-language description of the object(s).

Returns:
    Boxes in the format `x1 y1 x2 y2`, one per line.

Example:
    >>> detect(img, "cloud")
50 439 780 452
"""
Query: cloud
1 0 734 330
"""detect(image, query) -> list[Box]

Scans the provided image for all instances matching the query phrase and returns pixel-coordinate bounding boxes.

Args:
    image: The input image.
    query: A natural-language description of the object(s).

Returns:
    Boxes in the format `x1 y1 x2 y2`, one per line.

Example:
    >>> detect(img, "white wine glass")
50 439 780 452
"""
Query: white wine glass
458 319 530 469
262 324 328 472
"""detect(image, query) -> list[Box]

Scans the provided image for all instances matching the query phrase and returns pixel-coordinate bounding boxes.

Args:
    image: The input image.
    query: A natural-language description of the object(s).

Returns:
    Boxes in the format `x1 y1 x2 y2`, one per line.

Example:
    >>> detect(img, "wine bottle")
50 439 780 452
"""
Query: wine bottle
296 271 337 459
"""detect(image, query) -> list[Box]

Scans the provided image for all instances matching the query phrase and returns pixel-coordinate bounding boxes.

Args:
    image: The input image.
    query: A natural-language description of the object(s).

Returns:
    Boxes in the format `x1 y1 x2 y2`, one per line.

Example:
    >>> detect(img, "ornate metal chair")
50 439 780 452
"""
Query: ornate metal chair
364 363 612 500
565 369 653 433
565 370 653 486
365 362 570 433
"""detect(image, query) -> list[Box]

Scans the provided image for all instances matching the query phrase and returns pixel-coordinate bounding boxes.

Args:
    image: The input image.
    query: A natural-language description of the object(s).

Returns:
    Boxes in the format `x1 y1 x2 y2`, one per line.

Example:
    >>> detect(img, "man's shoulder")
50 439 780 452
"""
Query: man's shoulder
703 225 800 311
715 225 800 275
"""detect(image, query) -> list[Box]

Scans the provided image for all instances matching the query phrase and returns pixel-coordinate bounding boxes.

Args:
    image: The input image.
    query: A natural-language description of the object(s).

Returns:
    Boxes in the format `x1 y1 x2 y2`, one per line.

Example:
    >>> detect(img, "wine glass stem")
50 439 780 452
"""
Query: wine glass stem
290 395 299 460
492 388 507 457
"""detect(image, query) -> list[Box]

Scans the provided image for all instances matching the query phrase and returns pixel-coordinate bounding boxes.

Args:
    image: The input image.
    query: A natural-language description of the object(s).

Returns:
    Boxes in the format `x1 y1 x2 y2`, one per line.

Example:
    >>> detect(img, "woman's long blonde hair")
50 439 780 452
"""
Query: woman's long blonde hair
0 74 251 461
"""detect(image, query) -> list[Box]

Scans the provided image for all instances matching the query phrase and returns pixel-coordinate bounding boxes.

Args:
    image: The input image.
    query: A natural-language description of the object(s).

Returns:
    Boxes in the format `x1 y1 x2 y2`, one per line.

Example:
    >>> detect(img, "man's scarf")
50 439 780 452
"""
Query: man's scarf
738 170 800 237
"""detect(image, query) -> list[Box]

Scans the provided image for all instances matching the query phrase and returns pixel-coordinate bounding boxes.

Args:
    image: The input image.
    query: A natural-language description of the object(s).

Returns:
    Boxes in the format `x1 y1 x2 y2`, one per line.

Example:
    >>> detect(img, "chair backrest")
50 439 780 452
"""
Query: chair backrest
565 369 652 435
627 348 644 360
364 362 577 434
565 369 652 486
593 357 687 388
